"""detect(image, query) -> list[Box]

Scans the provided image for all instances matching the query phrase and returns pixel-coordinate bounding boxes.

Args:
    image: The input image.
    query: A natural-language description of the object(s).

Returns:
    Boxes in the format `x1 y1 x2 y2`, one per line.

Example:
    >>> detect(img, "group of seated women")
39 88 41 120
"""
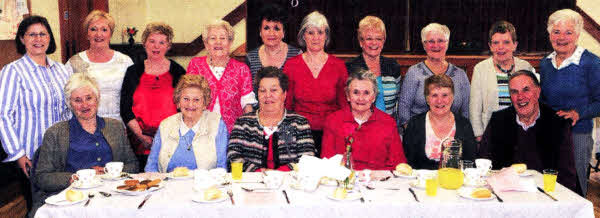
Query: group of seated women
2 5 599 216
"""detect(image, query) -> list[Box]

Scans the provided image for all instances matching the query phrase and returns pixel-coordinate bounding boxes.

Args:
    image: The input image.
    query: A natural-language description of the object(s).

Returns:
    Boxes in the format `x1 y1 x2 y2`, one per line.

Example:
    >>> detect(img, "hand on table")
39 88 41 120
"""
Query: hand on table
556 109 579 126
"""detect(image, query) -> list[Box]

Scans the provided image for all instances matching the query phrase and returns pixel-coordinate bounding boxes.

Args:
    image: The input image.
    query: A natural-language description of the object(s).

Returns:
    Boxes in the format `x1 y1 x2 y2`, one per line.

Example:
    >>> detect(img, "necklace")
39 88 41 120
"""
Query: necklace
496 63 514 74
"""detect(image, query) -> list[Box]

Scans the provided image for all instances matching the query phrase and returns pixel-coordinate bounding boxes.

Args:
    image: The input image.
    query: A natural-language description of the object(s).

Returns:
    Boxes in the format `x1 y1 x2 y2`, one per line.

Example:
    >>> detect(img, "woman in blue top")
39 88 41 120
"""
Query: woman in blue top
145 75 228 173
540 9 600 196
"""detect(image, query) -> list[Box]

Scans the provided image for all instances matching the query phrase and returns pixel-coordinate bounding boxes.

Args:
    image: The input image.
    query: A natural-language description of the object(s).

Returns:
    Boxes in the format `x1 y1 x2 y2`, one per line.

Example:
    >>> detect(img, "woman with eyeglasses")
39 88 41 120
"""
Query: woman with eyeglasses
397 23 470 133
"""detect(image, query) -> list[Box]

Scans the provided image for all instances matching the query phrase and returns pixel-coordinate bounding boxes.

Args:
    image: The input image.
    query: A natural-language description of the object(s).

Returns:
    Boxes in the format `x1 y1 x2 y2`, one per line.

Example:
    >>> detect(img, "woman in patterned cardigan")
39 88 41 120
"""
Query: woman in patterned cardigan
228 67 316 172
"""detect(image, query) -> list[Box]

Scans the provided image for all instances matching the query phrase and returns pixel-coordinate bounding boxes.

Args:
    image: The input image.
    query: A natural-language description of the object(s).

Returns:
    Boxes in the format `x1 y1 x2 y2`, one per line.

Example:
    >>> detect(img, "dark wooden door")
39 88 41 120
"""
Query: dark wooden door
58 0 108 62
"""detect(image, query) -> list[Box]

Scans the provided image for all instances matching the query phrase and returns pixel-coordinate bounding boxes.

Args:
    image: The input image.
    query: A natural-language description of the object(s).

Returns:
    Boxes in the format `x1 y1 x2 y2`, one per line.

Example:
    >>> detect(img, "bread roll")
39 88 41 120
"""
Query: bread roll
204 187 222 200
172 167 190 177
66 189 84 202
333 187 347 200
395 163 413 175
471 188 492 198
511 163 527 174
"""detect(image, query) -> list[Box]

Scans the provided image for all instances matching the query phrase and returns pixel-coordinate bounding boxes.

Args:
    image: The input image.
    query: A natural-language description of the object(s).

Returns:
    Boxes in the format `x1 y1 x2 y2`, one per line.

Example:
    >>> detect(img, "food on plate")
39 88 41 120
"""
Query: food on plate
333 187 347 200
172 167 190 177
471 188 492 199
65 189 84 202
511 163 527 174
319 177 336 185
396 163 413 175
204 186 222 201
117 179 162 191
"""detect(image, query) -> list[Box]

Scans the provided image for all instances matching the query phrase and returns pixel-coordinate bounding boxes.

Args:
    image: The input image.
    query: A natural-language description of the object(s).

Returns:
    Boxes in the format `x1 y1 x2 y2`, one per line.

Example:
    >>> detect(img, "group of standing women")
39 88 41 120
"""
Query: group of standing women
1 6 599 217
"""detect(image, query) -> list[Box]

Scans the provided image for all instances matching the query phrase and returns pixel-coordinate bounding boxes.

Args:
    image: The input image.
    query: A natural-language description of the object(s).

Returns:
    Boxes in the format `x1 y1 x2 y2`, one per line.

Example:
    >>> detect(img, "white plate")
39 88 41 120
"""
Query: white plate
45 191 88 206
408 180 426 189
71 179 103 189
167 173 194 180
392 170 417 179
191 188 228 203
457 187 496 201
327 191 362 201
519 170 534 177
463 179 487 187
113 181 165 196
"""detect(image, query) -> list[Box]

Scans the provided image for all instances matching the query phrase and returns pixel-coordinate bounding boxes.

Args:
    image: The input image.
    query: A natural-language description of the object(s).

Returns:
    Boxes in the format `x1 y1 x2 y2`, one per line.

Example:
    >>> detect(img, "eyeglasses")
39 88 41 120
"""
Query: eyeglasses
424 39 447 44
25 32 48 38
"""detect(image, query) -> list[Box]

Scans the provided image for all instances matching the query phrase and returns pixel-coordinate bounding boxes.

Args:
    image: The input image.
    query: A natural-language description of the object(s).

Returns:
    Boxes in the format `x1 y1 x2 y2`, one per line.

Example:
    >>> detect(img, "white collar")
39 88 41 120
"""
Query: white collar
546 46 585 69
515 108 541 131
179 112 205 135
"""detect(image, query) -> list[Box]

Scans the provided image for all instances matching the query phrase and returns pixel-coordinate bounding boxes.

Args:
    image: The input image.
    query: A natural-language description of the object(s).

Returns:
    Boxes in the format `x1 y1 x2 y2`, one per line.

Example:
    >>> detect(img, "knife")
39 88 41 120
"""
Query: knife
490 189 503 202
408 187 420 202
282 190 290 204
537 187 558 201
227 189 235 205
137 194 152 209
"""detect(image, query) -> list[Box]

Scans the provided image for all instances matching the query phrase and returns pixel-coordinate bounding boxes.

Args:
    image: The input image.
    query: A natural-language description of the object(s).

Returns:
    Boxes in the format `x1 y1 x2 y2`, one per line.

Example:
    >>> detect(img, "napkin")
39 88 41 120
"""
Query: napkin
486 167 536 192
297 155 351 180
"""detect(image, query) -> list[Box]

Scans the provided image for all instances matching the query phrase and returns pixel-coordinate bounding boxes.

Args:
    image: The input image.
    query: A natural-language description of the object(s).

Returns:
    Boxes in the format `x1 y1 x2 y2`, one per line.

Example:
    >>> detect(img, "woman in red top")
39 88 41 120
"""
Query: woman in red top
120 22 185 168
283 11 348 155
321 70 407 170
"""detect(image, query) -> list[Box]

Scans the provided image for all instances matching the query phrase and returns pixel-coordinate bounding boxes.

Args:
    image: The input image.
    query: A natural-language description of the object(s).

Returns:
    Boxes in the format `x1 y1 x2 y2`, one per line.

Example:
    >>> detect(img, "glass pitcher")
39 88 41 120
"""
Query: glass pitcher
438 138 464 189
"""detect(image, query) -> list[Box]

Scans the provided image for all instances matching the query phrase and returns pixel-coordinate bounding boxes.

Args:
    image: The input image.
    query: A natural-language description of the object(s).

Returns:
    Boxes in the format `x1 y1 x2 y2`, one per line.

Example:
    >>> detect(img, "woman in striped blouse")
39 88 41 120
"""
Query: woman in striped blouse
0 16 72 177
228 67 315 172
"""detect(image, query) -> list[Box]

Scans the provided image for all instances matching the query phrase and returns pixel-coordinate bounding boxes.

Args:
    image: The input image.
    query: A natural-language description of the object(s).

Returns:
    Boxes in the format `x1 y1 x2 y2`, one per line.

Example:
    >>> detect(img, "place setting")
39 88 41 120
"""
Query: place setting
190 168 231 204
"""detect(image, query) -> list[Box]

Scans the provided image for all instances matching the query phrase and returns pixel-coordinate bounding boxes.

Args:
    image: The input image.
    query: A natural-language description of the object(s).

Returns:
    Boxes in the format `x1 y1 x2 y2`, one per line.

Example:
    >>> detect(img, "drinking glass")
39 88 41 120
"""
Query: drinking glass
425 174 438 196
543 169 558 192
231 161 243 180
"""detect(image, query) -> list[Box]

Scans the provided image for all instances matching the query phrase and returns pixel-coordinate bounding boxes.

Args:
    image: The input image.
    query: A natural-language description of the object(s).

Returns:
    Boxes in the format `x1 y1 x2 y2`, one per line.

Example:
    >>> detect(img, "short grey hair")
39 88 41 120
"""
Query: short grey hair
297 11 330 48
345 69 378 97
64 73 100 111
202 19 234 42
547 9 584 36
421 23 450 42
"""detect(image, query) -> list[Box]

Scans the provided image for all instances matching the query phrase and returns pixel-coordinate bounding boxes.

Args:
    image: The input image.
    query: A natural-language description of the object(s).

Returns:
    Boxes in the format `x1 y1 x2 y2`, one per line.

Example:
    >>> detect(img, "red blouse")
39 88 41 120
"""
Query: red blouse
132 72 177 154
283 54 348 130
321 108 407 170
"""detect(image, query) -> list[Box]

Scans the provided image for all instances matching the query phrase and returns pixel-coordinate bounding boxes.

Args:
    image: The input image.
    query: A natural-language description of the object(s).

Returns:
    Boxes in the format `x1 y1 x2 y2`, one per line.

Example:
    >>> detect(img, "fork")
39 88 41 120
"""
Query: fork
84 193 94 207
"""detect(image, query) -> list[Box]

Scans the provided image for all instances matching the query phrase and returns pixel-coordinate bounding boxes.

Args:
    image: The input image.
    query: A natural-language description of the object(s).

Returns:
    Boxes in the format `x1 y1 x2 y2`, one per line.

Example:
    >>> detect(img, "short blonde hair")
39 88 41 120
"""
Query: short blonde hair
142 22 174 45
173 75 212 108
547 9 584 36
83 10 115 35
358 16 386 41
64 73 100 111
421 23 450 42
297 11 330 48
202 20 234 42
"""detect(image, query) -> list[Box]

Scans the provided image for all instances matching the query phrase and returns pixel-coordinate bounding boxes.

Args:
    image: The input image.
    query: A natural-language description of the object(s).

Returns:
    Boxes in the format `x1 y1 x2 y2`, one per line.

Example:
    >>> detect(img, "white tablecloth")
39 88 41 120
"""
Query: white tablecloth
34 171 594 218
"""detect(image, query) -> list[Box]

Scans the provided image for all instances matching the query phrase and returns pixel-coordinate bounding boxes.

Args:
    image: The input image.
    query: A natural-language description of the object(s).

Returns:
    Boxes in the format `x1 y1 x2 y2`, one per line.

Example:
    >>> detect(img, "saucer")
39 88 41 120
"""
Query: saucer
45 191 88 206
457 187 496 201
392 170 417 179
72 179 102 189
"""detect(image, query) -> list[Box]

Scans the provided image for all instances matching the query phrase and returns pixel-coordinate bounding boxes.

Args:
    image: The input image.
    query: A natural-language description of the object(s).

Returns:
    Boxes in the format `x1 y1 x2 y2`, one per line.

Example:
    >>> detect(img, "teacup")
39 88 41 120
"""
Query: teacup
194 169 215 189
72 169 96 186
209 168 227 184
104 162 123 178
297 172 319 192
358 169 371 184
463 168 482 186
475 158 492 176
264 171 285 189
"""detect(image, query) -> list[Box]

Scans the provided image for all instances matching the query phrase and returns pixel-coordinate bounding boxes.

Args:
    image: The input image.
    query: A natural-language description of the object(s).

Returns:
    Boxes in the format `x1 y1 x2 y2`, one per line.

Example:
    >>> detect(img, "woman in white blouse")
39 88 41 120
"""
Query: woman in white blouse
66 10 133 122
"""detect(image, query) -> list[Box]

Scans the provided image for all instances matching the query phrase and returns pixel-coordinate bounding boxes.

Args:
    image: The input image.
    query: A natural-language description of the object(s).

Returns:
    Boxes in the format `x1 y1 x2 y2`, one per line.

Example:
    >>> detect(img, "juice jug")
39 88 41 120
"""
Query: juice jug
438 138 464 189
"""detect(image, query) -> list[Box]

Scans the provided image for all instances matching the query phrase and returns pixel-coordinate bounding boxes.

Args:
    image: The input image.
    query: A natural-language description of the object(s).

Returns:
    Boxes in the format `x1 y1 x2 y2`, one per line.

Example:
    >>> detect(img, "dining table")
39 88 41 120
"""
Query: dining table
34 170 594 218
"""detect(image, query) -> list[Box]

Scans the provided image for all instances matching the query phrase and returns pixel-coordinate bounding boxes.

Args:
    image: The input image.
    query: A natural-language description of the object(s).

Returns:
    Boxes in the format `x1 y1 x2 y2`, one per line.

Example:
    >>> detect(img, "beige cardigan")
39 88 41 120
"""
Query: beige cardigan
469 57 535 137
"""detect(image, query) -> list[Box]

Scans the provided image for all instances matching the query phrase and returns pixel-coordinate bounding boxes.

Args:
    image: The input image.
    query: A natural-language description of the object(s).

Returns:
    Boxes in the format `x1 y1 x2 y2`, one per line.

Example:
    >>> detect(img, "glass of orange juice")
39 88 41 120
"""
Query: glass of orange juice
231 161 243 180
543 169 558 192
425 174 438 196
